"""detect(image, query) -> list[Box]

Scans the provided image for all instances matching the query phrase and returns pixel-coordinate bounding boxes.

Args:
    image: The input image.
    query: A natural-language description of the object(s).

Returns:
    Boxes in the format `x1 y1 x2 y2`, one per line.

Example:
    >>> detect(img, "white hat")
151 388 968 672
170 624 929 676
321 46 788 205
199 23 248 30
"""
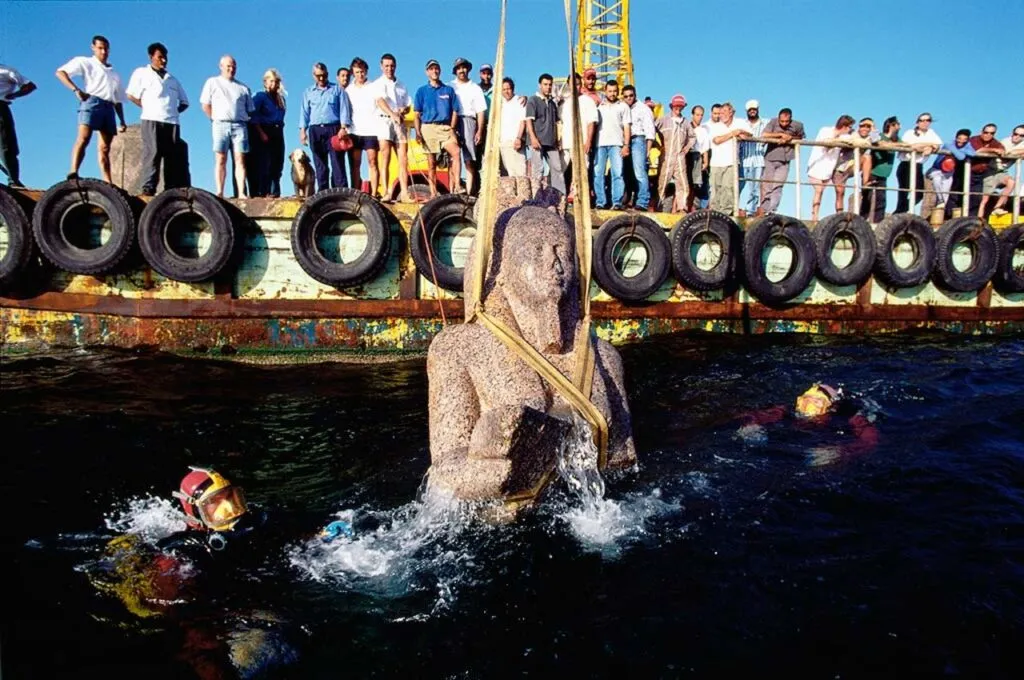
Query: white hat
745 99 759 110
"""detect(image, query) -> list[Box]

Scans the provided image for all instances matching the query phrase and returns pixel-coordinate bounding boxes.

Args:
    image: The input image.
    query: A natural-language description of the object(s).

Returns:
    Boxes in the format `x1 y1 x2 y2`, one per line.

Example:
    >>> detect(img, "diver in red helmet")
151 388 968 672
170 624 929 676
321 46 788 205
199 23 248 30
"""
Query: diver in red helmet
738 383 880 466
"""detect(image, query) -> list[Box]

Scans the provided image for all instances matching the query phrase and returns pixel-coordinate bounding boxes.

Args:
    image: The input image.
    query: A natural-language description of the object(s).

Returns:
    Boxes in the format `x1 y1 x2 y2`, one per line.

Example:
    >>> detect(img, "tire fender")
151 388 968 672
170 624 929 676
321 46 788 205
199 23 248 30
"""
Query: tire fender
813 212 876 286
291 188 391 287
668 209 740 291
933 217 1000 292
592 214 671 302
138 188 234 283
742 214 816 304
873 214 936 288
410 194 476 293
994 224 1024 293
31 178 135 275
0 184 35 290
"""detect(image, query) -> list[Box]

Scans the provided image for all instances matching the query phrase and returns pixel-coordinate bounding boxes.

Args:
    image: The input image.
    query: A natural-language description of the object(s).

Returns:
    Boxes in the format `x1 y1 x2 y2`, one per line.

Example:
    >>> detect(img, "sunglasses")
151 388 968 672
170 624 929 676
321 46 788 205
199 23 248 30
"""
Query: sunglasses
918 118 932 123
982 130 996 135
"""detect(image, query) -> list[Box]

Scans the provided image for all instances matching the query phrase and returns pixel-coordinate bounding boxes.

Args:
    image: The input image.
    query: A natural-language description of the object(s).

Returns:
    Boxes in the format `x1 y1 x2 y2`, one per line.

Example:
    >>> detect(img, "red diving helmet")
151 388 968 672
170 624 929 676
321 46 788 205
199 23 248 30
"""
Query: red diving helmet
172 467 248 532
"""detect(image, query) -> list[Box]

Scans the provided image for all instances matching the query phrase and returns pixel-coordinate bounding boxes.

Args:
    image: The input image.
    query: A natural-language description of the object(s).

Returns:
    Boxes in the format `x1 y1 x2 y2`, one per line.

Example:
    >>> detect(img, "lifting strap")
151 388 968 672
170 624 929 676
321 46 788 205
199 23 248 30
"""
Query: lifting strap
463 0 609 508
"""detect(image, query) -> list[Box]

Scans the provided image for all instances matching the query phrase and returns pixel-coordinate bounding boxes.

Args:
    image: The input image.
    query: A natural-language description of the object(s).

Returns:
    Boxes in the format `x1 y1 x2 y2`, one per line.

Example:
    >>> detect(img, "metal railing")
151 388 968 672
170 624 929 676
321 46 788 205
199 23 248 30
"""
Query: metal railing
711 136 1024 224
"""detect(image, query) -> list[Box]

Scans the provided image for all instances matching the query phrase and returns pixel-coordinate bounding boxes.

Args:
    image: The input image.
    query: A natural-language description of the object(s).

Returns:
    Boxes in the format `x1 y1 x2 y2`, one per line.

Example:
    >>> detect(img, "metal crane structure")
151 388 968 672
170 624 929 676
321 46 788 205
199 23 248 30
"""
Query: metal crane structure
576 0 635 89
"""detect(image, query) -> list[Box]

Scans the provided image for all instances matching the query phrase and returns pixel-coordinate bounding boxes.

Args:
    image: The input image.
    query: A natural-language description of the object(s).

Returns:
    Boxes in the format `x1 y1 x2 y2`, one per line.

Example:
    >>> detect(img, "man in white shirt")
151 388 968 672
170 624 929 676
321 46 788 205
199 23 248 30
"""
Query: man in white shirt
595 80 631 209
373 53 412 202
689 105 711 210
449 57 487 196
200 55 255 197
987 125 1024 215
0 63 36 187
126 42 189 195
621 85 654 210
895 112 941 214
708 102 753 216
56 35 128 184
738 99 768 217
559 73 599 202
346 57 381 197
497 77 527 178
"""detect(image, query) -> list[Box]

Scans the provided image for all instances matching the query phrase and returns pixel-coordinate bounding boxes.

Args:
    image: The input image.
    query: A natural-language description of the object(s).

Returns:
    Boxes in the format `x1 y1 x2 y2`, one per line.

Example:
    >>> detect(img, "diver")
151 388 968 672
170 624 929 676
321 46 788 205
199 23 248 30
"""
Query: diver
738 383 880 466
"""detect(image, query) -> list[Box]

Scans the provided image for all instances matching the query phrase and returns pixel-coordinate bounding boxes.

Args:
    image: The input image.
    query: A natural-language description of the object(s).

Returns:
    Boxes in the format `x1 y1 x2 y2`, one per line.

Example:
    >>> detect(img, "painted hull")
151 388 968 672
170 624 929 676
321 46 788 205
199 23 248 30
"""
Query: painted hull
2 196 1022 361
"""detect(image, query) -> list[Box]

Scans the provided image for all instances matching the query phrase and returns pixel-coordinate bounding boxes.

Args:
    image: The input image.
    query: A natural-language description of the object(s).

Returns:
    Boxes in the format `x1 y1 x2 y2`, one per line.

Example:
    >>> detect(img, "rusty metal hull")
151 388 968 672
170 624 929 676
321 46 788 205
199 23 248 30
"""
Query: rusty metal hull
2 194 1022 361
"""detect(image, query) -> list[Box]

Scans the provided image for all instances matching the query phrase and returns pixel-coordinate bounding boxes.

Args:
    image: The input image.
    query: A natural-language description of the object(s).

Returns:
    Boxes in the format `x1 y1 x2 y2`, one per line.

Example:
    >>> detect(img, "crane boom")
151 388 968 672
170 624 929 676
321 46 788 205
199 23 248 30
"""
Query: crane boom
577 0 634 88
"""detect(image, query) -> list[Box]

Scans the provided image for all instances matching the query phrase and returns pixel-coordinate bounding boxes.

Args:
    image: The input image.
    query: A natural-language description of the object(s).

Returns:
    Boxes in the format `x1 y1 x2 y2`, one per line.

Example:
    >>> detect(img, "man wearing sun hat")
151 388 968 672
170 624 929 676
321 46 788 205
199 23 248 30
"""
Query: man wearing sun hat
738 98 768 216
449 57 487 195
654 93 695 213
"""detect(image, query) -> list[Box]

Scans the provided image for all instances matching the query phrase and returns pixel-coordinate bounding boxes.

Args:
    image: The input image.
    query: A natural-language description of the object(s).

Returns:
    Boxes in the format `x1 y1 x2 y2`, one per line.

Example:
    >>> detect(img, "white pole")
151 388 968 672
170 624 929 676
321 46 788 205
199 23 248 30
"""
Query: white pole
733 140 740 218
794 143 801 221
962 160 971 219
909 150 917 214
853 146 862 215
1014 161 1022 224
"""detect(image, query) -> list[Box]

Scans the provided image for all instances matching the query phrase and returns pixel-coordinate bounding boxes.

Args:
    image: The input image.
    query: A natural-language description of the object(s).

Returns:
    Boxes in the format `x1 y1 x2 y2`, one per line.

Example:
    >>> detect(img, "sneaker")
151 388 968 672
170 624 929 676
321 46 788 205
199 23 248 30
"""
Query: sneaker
992 208 1008 216
8 180 25 189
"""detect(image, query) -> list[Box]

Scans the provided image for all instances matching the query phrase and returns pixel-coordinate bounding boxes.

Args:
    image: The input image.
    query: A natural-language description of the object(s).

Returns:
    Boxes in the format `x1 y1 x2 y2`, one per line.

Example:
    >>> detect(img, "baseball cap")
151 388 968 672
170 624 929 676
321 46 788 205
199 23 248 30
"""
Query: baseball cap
452 57 472 74
583 68 597 77
670 94 687 108
425 59 440 70
745 99 759 110
479 63 493 73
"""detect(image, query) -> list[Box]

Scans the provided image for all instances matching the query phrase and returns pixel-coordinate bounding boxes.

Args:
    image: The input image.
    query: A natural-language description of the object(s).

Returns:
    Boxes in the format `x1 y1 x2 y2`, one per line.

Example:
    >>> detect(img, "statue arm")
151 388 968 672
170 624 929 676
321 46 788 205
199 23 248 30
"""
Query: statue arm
427 333 480 460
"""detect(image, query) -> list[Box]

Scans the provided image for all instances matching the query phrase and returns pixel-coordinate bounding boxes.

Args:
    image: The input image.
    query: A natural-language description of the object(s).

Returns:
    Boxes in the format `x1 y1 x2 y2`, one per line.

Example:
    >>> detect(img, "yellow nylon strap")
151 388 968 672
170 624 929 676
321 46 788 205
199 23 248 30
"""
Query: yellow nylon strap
467 0 507 318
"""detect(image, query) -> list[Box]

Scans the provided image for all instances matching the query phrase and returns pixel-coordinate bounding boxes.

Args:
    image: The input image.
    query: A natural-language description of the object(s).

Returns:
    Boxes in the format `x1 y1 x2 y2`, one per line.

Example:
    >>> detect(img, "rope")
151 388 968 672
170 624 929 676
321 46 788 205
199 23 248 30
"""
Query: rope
417 205 447 325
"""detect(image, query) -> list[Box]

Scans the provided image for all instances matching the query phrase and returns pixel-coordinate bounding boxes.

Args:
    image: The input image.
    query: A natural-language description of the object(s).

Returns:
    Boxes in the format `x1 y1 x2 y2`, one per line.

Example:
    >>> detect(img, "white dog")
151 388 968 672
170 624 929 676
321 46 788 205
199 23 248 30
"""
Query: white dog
290 148 315 198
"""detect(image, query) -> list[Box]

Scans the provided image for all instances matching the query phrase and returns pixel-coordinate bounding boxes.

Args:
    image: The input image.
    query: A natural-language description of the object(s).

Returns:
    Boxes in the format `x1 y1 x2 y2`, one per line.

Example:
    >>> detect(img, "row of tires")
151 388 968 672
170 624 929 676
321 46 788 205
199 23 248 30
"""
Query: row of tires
2 181 1022 305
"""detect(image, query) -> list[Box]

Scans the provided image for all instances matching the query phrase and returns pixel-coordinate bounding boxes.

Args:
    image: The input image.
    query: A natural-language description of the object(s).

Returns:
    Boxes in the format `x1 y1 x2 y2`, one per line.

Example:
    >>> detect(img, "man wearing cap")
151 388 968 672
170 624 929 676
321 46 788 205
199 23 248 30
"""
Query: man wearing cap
476 64 494 163
0 63 36 187
621 85 654 210
126 42 190 196
56 35 128 184
654 94 695 213
414 59 463 197
298 62 353 192
895 112 941 215
581 69 602 106
373 53 412 202
759 107 806 215
737 99 768 217
525 73 566 195
708 102 752 216
199 55 255 197
449 58 486 196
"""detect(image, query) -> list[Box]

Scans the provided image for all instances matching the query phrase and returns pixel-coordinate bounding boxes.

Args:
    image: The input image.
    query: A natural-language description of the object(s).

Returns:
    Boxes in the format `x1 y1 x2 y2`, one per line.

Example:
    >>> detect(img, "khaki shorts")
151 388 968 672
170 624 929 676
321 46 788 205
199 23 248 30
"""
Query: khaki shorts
421 123 455 154
982 172 1011 194
377 117 407 144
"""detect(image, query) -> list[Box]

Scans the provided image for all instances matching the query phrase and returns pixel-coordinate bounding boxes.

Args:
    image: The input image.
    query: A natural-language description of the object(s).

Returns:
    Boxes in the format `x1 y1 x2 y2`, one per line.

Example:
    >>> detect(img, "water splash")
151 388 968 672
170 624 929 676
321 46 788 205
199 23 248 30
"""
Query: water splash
554 417 680 555
104 496 188 544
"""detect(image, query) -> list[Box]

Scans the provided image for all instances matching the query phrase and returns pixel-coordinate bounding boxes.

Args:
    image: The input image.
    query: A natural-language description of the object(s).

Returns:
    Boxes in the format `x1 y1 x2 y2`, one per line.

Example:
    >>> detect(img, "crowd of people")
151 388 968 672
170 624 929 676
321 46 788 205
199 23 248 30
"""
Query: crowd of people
1 36 1022 222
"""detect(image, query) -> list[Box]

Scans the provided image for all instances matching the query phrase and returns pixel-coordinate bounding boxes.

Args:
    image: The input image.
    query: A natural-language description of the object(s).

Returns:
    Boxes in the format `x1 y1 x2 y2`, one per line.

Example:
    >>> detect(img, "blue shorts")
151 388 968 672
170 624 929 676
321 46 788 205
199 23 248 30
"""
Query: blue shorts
212 121 249 154
77 96 117 135
351 134 379 151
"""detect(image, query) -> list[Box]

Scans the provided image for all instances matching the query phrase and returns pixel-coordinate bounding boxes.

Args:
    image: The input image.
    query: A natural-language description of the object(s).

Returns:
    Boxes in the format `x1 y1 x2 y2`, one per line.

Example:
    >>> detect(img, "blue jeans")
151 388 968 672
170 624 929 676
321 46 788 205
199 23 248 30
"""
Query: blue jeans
595 145 625 208
629 136 650 209
739 164 763 214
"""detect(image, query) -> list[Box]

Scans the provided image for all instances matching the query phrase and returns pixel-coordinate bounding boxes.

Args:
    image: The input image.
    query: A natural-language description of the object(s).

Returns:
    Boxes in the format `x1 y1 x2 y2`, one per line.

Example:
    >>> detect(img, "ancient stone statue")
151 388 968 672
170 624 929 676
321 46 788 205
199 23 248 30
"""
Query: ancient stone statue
426 183 636 504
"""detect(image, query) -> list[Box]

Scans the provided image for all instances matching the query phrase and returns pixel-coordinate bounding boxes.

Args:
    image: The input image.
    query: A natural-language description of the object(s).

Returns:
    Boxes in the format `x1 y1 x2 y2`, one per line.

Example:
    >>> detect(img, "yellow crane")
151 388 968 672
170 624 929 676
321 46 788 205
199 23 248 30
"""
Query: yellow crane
576 0 635 89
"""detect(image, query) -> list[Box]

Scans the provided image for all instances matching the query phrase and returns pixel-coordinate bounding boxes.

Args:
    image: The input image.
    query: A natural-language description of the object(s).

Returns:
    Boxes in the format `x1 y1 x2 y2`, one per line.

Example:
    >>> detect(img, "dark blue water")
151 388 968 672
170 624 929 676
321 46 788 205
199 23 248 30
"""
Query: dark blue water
2 334 1024 678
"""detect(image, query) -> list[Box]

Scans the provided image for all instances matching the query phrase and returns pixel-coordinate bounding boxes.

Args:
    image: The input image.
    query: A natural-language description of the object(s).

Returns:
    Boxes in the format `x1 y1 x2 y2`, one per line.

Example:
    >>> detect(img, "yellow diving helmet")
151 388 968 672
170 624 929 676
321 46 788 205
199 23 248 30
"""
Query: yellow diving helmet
795 384 841 418
172 467 249 532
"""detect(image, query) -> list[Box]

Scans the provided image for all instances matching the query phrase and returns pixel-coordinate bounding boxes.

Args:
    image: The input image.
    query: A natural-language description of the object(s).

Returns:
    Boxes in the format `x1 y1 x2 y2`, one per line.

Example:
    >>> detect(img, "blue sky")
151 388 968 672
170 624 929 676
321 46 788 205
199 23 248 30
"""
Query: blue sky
2 0 1021 216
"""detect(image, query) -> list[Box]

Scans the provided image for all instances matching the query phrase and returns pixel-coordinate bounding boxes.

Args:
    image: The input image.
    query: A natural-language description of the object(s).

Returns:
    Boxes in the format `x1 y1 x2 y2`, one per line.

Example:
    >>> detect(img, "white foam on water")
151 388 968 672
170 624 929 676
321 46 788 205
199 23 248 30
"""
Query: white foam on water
104 495 188 544
554 417 681 555
735 423 768 445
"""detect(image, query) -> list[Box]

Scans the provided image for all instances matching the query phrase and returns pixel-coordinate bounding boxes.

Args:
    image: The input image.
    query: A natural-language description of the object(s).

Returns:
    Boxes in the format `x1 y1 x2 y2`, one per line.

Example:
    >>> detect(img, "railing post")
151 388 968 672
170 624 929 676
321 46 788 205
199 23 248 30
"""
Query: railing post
794 142 801 221
733 138 740 217
1014 161 1022 224
853 146 862 215
909 150 917 214
962 159 971 219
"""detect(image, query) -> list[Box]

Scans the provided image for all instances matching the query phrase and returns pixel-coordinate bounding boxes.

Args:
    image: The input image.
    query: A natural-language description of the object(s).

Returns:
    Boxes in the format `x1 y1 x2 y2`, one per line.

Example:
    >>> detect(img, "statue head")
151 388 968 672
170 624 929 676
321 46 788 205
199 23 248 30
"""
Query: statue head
496 207 576 305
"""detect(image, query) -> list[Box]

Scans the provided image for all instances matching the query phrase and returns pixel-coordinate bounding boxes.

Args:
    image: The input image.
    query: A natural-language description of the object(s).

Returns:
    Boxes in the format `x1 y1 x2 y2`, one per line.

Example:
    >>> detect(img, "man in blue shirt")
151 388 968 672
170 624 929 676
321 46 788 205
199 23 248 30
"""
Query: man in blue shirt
298 62 353 191
413 59 463 197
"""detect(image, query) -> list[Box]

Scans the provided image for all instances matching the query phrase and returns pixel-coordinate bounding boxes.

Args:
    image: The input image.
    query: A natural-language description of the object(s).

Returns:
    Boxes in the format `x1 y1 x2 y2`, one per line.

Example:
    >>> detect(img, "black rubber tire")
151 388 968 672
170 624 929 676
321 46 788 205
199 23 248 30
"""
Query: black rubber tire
994 225 1024 293
291 188 391 287
873 214 936 288
0 184 35 290
668 209 740 291
813 212 876 286
932 217 1000 292
592 214 671 302
31 178 135 275
410 194 476 292
742 214 816 304
137 188 234 283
